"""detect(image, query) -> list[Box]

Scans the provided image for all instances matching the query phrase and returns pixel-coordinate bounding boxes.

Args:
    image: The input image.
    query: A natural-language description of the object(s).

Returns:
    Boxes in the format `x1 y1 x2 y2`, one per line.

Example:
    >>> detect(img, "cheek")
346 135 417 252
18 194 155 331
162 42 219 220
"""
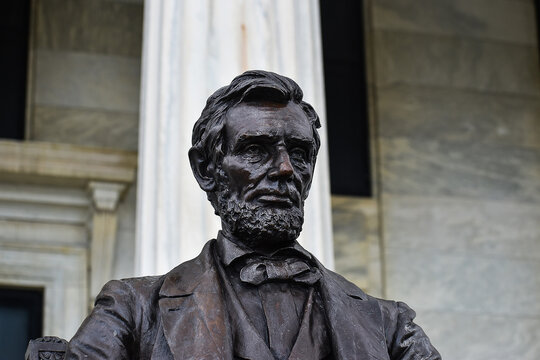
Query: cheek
297 163 313 179
222 157 265 186
297 166 314 191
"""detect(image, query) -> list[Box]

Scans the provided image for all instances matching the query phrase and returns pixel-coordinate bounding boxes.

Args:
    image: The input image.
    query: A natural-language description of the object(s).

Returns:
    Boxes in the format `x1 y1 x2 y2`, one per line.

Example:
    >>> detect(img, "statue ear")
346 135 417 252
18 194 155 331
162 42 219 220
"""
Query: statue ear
188 147 217 192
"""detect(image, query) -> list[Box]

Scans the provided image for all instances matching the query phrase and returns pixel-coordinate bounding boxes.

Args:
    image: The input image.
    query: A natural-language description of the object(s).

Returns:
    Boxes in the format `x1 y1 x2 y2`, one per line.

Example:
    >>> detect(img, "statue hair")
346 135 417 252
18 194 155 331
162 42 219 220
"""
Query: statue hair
191 70 321 170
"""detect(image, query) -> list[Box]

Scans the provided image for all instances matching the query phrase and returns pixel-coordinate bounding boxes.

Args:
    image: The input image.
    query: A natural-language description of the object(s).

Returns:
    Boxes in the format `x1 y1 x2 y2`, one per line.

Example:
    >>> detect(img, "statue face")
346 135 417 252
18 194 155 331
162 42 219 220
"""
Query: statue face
222 101 316 207
216 101 316 251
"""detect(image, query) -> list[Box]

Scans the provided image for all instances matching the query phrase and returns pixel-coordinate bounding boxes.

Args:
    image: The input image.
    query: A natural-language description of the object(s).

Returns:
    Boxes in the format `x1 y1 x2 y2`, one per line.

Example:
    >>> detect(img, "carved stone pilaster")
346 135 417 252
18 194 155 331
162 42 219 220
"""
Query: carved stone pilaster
88 182 126 301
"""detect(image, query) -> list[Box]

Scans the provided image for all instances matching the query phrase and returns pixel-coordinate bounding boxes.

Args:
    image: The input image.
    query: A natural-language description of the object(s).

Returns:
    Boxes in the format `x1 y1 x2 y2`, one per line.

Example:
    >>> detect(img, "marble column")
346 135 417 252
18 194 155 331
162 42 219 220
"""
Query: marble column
136 0 333 276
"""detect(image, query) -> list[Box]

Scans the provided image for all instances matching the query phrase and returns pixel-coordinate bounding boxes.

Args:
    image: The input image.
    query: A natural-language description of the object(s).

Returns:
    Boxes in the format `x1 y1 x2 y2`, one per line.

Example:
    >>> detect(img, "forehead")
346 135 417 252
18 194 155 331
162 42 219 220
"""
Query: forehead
224 102 314 145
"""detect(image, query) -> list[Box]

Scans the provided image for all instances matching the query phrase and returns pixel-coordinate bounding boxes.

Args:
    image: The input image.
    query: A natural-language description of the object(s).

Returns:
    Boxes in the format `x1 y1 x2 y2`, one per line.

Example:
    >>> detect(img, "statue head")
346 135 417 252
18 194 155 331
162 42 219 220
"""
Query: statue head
189 70 321 253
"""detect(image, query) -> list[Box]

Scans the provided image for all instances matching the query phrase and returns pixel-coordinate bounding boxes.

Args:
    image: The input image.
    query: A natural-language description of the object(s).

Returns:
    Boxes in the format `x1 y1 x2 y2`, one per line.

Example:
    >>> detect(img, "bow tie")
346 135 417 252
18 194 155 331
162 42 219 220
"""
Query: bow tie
239 257 321 286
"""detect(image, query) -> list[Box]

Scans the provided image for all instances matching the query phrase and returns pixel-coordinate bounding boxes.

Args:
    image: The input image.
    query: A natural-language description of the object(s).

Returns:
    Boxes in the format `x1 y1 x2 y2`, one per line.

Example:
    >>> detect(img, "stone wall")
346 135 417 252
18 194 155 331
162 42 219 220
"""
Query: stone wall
29 0 143 151
367 0 540 358
333 196 377 293
0 2 142 340
27 0 143 279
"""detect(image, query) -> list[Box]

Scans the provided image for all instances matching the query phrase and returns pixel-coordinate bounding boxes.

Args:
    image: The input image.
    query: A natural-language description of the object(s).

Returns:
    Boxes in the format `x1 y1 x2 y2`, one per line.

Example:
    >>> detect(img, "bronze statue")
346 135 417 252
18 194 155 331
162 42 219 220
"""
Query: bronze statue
66 71 441 359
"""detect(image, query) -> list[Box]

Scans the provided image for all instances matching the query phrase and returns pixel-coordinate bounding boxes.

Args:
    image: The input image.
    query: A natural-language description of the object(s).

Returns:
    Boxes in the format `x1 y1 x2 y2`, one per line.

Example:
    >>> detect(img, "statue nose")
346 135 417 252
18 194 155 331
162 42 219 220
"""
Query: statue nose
268 150 294 179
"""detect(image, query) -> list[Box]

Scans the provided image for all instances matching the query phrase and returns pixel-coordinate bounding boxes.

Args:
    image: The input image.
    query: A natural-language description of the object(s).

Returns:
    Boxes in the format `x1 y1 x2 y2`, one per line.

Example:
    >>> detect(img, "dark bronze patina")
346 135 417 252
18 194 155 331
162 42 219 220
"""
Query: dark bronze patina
25 336 68 360
62 70 441 359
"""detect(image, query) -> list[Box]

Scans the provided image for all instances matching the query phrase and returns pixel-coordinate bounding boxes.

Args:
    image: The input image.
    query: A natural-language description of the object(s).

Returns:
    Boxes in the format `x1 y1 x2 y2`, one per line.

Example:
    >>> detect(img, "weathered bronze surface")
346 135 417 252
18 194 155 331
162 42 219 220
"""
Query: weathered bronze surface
65 71 441 359
25 336 67 360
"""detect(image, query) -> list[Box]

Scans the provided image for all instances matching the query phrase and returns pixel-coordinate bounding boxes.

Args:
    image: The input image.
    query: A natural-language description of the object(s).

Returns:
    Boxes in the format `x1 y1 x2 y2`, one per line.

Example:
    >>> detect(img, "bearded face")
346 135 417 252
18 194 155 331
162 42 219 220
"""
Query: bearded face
215 184 304 251
209 101 315 253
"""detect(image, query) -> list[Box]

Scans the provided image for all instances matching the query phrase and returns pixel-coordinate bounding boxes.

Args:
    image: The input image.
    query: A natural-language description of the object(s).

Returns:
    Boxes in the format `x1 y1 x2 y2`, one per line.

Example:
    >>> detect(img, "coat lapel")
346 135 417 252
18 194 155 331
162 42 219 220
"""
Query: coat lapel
318 267 390 360
157 240 390 360
227 299 275 360
288 287 331 360
158 241 233 360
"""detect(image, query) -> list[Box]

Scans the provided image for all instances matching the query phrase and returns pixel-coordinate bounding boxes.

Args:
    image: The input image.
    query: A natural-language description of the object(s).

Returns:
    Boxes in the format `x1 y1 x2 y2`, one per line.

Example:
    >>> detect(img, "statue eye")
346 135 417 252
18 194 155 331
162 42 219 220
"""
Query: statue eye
289 148 307 163
242 144 266 162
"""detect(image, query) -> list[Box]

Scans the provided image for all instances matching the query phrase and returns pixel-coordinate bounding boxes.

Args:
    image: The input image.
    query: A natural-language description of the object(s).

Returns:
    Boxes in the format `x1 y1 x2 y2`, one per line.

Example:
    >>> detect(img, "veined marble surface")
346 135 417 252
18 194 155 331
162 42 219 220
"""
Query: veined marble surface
367 0 540 358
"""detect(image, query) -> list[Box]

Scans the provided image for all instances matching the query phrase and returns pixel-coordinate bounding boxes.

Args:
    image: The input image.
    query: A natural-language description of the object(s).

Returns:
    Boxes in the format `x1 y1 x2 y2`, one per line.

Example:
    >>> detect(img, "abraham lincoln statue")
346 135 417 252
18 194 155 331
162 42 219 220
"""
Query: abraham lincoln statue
66 70 441 360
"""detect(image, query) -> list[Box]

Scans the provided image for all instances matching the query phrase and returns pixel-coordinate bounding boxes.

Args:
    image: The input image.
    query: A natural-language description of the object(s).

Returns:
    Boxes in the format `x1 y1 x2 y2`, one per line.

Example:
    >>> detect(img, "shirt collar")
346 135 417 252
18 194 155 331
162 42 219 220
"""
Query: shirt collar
216 231 313 267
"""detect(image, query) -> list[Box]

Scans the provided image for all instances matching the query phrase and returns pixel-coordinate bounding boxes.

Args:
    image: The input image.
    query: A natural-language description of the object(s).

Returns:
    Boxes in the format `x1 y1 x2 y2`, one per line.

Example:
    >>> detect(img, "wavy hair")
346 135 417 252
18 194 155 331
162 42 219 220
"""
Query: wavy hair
190 70 321 170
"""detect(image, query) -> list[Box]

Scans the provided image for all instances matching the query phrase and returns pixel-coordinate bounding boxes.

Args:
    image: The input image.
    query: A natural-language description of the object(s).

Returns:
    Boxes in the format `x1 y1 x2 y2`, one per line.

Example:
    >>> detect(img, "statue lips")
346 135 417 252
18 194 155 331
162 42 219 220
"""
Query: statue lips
257 193 293 207
250 189 299 207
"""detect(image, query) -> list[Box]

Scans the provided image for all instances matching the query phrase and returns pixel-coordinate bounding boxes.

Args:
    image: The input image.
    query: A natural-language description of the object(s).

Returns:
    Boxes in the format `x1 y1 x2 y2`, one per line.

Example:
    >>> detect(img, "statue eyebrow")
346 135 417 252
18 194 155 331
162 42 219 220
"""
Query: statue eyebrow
234 133 279 148
286 136 315 148
231 134 315 156
234 133 314 148
237 133 276 141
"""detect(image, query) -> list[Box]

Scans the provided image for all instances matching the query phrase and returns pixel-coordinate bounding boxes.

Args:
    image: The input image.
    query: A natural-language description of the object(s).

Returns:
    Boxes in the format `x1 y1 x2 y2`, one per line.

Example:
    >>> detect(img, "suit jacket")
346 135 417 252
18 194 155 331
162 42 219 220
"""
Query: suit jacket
67 240 441 360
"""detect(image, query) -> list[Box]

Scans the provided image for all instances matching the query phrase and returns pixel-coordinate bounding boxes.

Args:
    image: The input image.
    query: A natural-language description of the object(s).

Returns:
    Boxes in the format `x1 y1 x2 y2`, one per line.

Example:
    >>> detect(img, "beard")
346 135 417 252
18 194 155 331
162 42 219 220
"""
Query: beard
215 187 304 251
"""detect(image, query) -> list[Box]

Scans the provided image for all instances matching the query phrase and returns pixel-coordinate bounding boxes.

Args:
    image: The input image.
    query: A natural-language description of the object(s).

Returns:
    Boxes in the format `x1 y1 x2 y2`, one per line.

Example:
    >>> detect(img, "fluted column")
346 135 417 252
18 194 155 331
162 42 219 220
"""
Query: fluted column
136 0 333 276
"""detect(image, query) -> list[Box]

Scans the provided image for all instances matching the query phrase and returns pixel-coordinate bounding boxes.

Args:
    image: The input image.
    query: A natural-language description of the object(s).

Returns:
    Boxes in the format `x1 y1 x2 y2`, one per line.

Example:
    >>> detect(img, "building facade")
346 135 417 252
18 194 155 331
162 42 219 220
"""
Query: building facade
0 1 539 359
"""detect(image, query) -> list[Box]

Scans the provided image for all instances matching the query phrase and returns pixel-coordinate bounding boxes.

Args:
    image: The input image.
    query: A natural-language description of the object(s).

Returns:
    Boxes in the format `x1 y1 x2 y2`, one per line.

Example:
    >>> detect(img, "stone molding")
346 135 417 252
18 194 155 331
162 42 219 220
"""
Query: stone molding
89 181 126 212
0 140 137 185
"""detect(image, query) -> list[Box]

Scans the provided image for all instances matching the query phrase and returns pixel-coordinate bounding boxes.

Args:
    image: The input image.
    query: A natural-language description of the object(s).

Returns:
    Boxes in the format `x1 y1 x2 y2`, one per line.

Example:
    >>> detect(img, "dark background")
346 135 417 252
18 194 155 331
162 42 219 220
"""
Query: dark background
320 0 371 197
0 0 30 140
0 287 43 359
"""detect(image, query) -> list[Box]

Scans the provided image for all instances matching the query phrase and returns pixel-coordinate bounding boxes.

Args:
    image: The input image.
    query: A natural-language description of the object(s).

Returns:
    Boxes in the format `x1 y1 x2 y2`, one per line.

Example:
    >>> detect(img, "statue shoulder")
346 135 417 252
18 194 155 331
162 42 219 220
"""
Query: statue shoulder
101 239 217 306
107 275 165 303
370 297 442 359
92 275 166 323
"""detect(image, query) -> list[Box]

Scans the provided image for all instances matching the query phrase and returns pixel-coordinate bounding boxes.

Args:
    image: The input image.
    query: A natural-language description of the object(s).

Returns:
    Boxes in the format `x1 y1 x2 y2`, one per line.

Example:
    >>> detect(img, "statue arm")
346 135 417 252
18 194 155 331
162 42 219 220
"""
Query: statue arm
381 300 442 360
66 280 136 360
